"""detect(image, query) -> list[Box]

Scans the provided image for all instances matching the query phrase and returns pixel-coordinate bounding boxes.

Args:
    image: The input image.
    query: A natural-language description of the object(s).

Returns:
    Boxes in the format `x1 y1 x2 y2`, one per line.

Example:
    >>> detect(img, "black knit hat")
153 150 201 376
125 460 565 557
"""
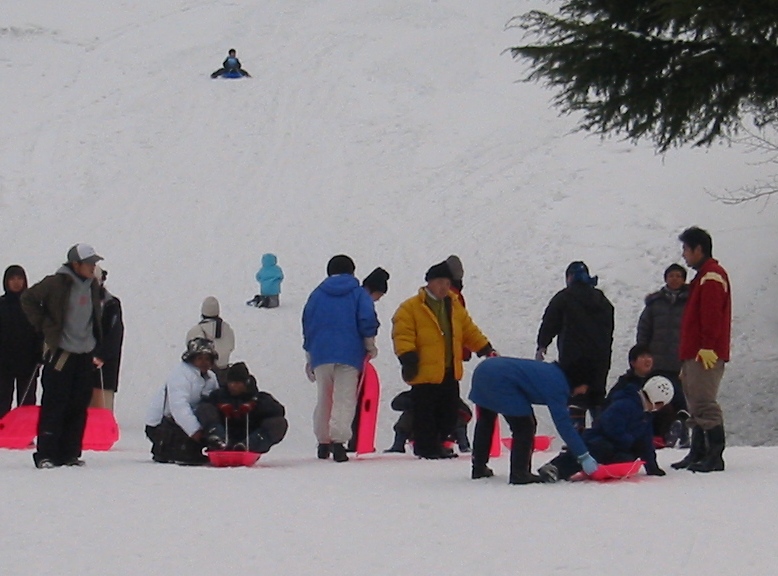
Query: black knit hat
363 267 390 294
425 261 453 281
664 263 687 280
327 254 356 276
227 362 250 384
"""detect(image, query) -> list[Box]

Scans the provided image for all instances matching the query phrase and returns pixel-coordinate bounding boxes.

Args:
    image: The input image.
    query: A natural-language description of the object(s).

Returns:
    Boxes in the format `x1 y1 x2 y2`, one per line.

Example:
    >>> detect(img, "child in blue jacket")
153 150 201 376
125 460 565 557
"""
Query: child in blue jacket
247 253 284 308
537 375 674 482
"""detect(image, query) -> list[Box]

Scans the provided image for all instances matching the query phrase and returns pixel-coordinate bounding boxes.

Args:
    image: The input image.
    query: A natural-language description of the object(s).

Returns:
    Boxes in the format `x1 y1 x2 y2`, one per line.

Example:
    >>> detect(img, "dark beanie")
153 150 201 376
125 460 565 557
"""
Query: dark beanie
363 267 390 294
664 263 687 280
445 255 464 281
327 254 356 276
425 261 453 282
227 362 250 384
565 261 598 286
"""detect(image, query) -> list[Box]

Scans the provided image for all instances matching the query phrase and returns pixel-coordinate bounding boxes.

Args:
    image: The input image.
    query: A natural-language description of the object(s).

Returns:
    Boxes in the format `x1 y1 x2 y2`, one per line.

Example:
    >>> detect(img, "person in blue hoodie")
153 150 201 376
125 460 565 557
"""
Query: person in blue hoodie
302 254 378 463
247 253 284 308
469 356 598 484
537 374 674 482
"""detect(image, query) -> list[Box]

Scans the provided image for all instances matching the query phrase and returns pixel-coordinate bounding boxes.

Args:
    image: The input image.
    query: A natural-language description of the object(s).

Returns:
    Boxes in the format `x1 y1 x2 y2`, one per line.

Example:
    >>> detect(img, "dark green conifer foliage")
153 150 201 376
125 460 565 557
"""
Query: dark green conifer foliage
510 1 778 151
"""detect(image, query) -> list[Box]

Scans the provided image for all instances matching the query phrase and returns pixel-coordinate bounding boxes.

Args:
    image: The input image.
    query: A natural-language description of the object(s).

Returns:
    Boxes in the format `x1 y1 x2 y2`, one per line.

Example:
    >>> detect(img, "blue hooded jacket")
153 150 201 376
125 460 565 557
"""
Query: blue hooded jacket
469 357 588 458
583 382 657 466
256 253 284 296
302 274 378 370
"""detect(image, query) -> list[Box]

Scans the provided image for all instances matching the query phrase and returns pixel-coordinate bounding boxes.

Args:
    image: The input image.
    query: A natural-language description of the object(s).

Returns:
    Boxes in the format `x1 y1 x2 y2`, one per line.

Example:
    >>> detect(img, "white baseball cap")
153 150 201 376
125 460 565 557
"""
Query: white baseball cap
66 243 103 265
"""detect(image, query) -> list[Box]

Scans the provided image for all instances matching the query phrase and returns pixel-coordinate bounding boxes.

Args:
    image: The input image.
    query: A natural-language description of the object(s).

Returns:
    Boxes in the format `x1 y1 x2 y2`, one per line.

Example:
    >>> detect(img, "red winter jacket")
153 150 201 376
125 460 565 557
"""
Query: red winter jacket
679 258 731 362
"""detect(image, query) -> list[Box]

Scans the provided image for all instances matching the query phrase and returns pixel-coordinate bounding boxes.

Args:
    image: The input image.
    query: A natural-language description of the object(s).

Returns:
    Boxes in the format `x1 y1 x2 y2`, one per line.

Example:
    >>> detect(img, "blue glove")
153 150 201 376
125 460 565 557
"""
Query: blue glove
578 452 599 476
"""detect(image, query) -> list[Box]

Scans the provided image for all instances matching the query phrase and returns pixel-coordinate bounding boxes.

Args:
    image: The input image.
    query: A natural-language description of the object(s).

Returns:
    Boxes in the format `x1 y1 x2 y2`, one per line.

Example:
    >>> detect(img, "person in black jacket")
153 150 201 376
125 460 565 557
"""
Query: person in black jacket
196 362 288 453
210 49 252 78
536 261 614 431
0 265 41 419
89 266 123 411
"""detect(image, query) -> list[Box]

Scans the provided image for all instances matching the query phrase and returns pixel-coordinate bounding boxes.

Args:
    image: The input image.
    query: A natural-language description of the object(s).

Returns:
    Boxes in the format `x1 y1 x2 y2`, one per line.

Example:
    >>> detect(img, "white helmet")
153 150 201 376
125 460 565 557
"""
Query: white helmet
643 376 674 406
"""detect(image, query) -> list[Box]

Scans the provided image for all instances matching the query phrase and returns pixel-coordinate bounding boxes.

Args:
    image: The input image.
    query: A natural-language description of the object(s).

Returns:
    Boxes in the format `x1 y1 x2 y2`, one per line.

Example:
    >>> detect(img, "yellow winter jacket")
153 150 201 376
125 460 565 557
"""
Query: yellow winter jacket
392 288 489 385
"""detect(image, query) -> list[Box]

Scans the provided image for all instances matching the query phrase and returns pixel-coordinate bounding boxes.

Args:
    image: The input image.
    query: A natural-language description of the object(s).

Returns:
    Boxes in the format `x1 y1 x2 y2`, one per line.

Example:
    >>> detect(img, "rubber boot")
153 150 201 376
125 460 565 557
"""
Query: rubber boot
454 426 471 453
688 425 725 472
569 405 587 435
383 430 408 453
671 426 705 469
508 416 542 485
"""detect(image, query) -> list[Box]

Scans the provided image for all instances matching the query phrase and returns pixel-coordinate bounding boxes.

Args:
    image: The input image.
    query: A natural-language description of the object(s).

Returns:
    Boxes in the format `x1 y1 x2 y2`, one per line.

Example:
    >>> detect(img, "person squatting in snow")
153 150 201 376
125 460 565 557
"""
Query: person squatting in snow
20 244 105 469
247 253 284 309
537 371 674 482
469 356 597 484
197 361 288 454
392 260 496 460
383 389 473 454
186 296 235 385
302 254 379 463
145 337 220 465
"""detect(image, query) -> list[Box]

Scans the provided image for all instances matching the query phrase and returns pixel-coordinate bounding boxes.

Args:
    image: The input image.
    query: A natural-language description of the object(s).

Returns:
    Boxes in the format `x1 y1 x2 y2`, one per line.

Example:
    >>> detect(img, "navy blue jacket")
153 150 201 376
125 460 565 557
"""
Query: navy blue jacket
302 274 378 370
584 382 658 469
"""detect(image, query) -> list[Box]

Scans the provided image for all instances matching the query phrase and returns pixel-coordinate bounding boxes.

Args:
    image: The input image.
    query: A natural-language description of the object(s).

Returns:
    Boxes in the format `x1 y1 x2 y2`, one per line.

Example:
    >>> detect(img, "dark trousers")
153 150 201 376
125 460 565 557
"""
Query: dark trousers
0 365 38 419
410 372 459 457
35 352 94 463
145 418 207 465
472 407 537 479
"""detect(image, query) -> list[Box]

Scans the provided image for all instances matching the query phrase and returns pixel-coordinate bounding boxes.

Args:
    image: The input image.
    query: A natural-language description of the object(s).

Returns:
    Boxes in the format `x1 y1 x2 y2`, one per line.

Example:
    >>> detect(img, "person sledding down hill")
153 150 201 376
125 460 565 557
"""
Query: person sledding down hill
210 49 251 78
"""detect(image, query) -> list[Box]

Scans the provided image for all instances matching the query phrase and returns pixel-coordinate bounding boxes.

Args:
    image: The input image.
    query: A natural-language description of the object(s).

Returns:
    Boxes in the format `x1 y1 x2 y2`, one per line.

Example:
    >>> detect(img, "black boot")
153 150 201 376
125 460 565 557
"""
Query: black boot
508 416 542 485
688 425 725 472
317 443 331 459
383 431 407 453
671 426 705 469
471 408 496 477
332 443 349 463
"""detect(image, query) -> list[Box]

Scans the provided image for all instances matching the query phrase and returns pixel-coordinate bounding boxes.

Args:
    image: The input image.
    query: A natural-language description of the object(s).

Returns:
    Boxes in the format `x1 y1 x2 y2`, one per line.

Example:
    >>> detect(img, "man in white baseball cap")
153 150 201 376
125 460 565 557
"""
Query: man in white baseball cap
20 243 105 468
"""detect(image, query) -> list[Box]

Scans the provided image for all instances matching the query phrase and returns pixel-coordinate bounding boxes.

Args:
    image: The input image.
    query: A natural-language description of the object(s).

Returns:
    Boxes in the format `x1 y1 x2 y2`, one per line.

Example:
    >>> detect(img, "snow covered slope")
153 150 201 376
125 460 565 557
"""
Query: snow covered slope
1 0 776 453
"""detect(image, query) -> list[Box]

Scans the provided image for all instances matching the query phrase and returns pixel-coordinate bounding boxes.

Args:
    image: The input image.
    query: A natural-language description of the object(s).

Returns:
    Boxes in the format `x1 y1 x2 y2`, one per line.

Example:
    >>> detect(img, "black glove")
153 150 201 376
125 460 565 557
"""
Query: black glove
476 343 495 358
398 351 419 383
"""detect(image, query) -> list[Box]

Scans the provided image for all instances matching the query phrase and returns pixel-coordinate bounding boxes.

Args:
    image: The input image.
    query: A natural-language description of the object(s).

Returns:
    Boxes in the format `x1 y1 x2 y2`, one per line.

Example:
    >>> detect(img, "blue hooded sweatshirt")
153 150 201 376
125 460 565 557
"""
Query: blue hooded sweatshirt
469 357 588 458
302 274 378 370
255 253 284 296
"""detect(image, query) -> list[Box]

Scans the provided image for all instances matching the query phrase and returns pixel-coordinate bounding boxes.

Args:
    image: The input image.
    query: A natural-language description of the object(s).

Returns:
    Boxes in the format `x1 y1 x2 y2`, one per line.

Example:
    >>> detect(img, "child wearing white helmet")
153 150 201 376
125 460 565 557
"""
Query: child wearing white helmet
537 355 673 483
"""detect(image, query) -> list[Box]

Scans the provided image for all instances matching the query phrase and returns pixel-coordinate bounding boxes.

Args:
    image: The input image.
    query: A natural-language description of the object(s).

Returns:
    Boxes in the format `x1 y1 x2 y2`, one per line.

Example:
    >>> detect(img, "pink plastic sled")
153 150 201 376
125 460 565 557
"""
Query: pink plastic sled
571 460 645 482
500 435 554 452
0 406 120 451
355 358 380 455
207 451 261 467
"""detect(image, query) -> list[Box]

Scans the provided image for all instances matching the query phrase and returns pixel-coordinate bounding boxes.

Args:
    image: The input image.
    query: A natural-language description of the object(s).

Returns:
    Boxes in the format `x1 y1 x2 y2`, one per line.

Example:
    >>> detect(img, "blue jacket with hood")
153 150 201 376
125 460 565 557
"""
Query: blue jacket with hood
302 274 378 370
255 253 284 296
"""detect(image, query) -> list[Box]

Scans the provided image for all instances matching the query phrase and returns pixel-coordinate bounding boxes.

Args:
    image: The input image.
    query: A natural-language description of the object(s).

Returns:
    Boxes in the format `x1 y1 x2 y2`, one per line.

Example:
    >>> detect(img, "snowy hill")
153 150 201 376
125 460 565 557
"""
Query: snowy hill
3 1 778 574
3 0 775 447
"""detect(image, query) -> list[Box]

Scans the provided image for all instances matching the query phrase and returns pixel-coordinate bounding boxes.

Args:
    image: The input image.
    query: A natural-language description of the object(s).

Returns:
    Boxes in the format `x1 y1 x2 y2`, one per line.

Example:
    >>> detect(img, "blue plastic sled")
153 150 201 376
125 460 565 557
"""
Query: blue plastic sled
220 70 244 79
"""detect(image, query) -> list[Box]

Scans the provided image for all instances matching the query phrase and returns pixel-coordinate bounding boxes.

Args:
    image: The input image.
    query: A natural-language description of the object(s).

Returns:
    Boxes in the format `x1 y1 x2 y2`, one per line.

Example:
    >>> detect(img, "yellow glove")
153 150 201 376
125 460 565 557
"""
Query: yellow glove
696 349 719 370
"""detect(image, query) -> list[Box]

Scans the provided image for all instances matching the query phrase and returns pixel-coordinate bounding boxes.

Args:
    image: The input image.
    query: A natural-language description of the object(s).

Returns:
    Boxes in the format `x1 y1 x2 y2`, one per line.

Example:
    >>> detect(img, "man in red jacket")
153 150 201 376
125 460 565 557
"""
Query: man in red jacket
672 227 731 473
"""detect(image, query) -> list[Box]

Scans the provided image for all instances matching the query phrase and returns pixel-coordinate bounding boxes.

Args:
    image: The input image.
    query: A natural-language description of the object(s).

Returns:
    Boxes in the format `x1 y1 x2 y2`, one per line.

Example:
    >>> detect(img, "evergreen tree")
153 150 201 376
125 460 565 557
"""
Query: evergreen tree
510 1 778 151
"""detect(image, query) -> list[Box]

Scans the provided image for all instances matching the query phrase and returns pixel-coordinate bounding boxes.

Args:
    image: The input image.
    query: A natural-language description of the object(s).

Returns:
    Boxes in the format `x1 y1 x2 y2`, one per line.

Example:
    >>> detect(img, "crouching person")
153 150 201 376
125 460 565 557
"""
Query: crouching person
538 375 674 482
469 357 597 484
144 338 220 465
197 362 288 453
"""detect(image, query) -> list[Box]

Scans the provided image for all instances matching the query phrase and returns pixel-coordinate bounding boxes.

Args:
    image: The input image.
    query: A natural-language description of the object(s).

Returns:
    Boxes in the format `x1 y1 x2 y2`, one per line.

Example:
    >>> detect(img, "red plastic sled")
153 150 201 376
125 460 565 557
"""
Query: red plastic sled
0 405 120 451
83 407 120 451
355 359 380 455
501 435 554 452
572 460 645 482
0 406 39 449
208 451 261 467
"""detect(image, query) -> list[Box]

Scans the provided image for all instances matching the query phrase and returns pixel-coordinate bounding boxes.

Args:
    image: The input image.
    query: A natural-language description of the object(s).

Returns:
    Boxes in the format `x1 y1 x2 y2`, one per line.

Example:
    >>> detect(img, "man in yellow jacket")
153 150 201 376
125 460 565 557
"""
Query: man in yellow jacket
392 261 495 459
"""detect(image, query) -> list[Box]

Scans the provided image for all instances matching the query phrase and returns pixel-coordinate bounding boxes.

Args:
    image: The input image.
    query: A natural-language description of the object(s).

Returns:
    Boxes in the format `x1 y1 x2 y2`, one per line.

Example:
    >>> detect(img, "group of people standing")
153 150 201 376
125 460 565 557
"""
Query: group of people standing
0 244 124 468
